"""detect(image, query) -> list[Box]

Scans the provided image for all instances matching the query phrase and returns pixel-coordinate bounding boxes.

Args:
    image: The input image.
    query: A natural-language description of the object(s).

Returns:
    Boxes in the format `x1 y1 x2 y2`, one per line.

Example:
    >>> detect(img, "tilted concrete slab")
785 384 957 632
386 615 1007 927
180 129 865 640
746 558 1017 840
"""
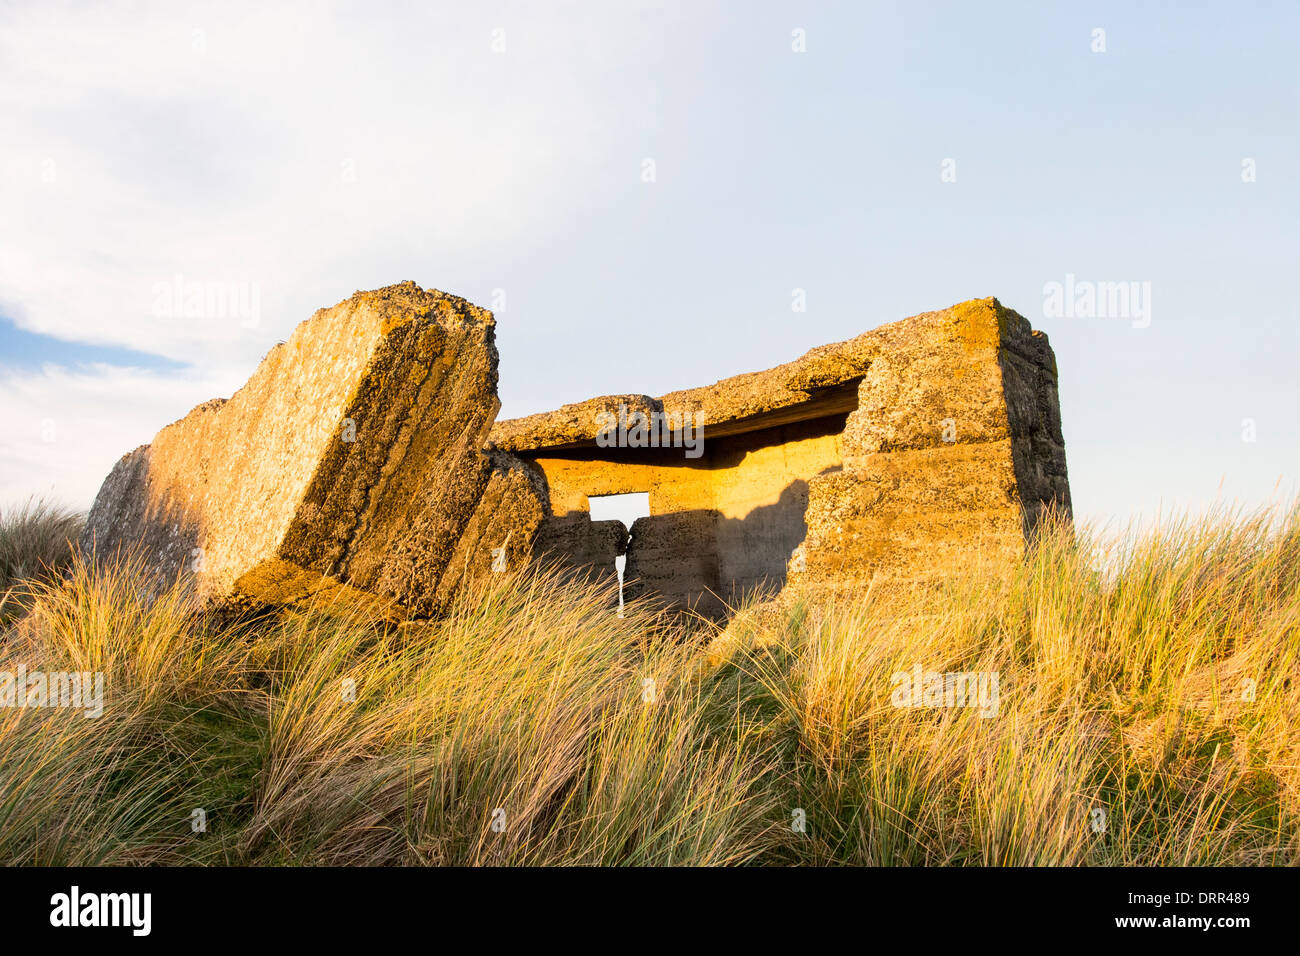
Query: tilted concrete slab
83 281 537 618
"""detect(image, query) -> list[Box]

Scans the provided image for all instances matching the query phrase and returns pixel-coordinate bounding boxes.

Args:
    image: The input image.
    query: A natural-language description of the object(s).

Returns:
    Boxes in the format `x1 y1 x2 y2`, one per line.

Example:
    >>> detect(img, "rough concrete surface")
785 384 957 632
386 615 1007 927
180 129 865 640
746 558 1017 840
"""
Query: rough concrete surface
84 282 528 617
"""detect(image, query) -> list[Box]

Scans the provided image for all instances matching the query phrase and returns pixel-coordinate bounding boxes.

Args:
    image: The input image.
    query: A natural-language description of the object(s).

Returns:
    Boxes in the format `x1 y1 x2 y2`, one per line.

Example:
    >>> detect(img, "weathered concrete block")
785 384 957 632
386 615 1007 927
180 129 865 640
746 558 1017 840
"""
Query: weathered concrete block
83 281 513 618
623 512 726 617
800 442 1025 583
431 449 550 607
801 298 1070 586
531 512 629 588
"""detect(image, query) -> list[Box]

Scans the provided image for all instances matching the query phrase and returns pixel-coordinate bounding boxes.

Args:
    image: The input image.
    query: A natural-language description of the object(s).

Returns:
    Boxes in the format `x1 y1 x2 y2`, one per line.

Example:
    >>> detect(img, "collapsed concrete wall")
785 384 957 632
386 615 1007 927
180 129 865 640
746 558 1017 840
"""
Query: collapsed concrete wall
84 285 1069 621
83 282 540 618
490 296 1070 615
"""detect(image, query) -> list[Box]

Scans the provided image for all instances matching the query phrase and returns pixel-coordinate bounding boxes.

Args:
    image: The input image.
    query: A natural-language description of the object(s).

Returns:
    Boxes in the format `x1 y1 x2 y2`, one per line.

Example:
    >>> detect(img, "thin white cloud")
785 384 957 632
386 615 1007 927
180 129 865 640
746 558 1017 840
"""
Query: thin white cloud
0 0 654 363
0 362 243 509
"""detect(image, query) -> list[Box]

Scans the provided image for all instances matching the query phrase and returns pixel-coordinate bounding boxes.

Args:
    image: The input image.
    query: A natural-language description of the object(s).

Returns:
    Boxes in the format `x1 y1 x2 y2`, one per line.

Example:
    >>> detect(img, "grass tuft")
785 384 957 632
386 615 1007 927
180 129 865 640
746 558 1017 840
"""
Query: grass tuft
0 497 82 623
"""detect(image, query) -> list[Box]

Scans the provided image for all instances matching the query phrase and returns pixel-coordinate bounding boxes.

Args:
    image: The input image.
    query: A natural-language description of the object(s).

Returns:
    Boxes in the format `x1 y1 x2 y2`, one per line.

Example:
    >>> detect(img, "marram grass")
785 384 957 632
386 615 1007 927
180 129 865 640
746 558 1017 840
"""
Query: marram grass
0 498 82 625
0 502 1296 865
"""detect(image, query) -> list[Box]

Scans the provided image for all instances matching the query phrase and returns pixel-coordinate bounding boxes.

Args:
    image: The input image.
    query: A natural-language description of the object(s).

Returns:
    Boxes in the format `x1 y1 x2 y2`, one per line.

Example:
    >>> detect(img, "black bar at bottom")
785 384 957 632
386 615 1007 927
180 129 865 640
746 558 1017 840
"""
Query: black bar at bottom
0 865 1277 942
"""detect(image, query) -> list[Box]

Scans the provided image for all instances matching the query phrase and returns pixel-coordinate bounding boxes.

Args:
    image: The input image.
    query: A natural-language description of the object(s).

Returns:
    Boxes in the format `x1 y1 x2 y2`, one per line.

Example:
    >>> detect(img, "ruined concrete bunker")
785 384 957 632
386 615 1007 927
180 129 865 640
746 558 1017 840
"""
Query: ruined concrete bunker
84 284 1071 621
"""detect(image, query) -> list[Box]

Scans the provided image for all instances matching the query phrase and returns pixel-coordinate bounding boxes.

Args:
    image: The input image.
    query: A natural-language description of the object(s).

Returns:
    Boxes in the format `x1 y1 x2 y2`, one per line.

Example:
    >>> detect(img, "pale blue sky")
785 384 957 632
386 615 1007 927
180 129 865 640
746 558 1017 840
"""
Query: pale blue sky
2 0 1296 525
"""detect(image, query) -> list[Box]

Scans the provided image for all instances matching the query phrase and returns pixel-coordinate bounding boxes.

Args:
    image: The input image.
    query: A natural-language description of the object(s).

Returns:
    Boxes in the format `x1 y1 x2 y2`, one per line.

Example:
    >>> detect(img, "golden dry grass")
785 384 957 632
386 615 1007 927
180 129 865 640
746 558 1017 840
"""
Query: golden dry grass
0 500 1295 865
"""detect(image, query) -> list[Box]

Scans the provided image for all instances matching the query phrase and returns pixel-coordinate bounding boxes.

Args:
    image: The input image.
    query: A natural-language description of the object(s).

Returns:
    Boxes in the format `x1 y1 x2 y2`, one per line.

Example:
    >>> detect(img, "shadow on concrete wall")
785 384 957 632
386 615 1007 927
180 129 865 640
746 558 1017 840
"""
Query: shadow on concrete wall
622 478 813 620
996 330 1073 542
